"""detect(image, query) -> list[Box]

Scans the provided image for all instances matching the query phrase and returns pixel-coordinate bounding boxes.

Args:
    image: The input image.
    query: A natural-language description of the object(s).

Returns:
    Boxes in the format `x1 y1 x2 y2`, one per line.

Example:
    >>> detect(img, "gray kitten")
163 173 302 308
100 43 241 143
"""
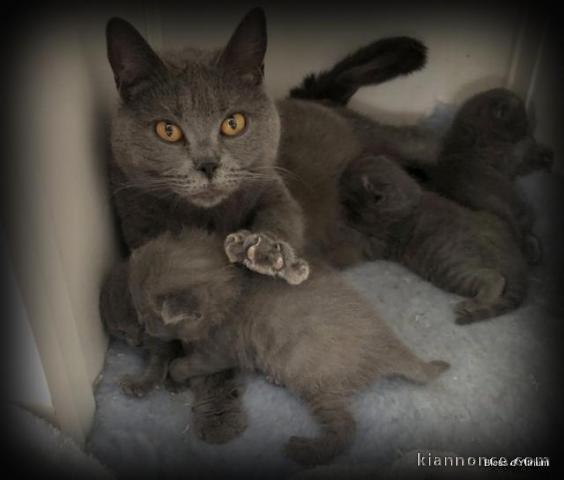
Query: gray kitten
99 260 247 441
127 229 449 466
99 262 179 396
427 89 554 264
341 154 528 324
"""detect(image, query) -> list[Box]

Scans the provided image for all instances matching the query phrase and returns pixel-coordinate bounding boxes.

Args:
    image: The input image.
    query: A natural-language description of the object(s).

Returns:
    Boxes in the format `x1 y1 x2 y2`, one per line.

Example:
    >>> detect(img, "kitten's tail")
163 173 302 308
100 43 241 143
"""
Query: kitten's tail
455 276 528 325
289 37 427 105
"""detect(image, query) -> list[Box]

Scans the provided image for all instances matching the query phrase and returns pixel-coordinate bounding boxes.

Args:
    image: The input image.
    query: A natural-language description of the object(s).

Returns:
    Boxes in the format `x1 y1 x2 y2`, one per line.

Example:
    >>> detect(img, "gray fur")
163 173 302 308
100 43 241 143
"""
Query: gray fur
102 8 444 444
128 229 449 466
99 262 180 397
105 10 312 443
340 154 529 324
427 88 554 264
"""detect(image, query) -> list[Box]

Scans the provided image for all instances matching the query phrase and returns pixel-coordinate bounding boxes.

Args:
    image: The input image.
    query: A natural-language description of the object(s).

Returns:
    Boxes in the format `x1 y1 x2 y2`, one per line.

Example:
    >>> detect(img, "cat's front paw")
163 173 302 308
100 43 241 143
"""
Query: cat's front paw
244 233 309 285
119 375 157 398
283 258 310 286
224 230 252 263
224 230 310 285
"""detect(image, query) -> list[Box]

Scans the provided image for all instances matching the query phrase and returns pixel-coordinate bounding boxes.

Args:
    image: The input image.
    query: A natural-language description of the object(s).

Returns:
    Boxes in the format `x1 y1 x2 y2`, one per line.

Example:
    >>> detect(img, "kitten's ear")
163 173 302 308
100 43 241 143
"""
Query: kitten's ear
218 8 267 84
106 17 166 101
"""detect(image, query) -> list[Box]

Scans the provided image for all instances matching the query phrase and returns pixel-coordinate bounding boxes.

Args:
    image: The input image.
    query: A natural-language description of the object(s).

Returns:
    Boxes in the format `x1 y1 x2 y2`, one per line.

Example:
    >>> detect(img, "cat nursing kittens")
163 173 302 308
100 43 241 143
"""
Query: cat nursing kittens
341 154 529 324
102 6 440 442
104 8 313 441
126 229 449 466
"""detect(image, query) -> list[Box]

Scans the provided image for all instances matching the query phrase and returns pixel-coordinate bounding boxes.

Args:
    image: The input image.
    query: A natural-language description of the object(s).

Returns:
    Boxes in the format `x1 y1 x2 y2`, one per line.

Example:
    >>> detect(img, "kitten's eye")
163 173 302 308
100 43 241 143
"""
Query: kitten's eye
155 121 184 142
220 113 246 137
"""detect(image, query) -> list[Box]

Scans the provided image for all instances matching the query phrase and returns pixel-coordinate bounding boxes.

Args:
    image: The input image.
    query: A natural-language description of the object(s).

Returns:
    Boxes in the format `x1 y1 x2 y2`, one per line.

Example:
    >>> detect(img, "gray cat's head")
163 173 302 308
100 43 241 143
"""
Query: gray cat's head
106 8 280 208
451 88 529 144
128 229 242 343
449 88 553 176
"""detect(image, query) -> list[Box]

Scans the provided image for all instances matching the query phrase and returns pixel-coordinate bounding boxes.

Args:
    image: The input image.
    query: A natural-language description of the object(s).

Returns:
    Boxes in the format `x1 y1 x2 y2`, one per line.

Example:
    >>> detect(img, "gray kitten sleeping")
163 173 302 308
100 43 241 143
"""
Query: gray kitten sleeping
127 229 449 466
427 88 554 265
341 154 528 324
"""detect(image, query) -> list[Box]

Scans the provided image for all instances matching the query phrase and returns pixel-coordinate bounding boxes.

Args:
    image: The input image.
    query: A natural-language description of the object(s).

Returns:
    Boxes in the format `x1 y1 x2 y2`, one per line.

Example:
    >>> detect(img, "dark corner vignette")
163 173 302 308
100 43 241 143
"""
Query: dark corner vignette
1 0 563 479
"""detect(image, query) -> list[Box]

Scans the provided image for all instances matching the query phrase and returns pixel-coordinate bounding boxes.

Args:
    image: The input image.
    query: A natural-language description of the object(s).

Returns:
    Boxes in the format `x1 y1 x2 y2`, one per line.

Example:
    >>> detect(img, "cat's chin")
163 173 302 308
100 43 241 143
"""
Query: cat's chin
186 189 232 208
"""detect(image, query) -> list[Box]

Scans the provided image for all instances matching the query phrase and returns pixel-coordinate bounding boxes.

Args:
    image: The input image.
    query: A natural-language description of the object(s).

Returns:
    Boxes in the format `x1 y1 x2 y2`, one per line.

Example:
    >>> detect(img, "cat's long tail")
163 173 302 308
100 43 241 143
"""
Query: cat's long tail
455 273 528 325
289 37 427 105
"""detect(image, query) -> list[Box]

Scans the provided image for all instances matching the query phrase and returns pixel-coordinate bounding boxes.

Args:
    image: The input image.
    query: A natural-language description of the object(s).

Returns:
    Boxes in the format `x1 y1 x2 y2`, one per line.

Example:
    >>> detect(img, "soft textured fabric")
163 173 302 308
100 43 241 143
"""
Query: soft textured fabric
8 405 114 479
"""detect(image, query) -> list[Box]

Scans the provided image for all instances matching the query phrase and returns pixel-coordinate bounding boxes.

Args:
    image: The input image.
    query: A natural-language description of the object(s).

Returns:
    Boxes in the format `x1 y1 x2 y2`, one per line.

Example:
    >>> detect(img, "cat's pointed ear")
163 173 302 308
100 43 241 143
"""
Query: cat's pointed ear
218 8 267 85
106 17 166 101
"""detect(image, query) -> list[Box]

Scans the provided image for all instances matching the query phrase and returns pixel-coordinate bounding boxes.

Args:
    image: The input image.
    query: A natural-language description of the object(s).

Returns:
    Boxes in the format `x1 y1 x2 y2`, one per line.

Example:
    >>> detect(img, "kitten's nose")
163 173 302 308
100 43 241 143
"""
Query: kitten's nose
195 160 219 180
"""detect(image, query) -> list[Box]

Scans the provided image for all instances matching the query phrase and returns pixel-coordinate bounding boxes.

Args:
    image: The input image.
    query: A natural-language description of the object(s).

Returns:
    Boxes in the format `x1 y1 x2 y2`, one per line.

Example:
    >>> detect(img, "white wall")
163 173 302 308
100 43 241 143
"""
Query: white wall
155 3 528 121
6 19 122 442
4 239 53 417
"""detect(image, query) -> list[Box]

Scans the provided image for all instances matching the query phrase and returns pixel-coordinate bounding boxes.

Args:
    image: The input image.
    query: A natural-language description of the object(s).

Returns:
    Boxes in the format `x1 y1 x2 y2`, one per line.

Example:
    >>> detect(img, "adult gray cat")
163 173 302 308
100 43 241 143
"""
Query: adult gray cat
101 8 440 442
127 228 449 466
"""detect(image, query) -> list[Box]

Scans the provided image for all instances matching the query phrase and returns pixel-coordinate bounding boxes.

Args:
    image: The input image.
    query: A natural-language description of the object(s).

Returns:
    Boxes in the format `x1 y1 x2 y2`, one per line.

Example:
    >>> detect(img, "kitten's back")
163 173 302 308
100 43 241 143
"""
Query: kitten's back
238 261 442 393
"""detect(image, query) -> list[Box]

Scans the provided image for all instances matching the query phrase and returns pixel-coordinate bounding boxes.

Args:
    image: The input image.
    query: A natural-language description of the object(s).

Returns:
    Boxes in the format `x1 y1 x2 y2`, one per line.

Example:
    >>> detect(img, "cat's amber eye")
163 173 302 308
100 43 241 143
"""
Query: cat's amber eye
220 113 246 137
155 121 184 142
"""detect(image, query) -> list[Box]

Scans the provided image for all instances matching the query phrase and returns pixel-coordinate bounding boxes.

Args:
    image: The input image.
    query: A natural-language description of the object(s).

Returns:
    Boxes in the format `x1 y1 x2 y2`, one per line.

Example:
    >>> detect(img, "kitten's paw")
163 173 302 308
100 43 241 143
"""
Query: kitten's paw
192 393 248 444
284 436 336 466
455 299 492 325
119 375 156 398
193 410 248 444
454 299 476 325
